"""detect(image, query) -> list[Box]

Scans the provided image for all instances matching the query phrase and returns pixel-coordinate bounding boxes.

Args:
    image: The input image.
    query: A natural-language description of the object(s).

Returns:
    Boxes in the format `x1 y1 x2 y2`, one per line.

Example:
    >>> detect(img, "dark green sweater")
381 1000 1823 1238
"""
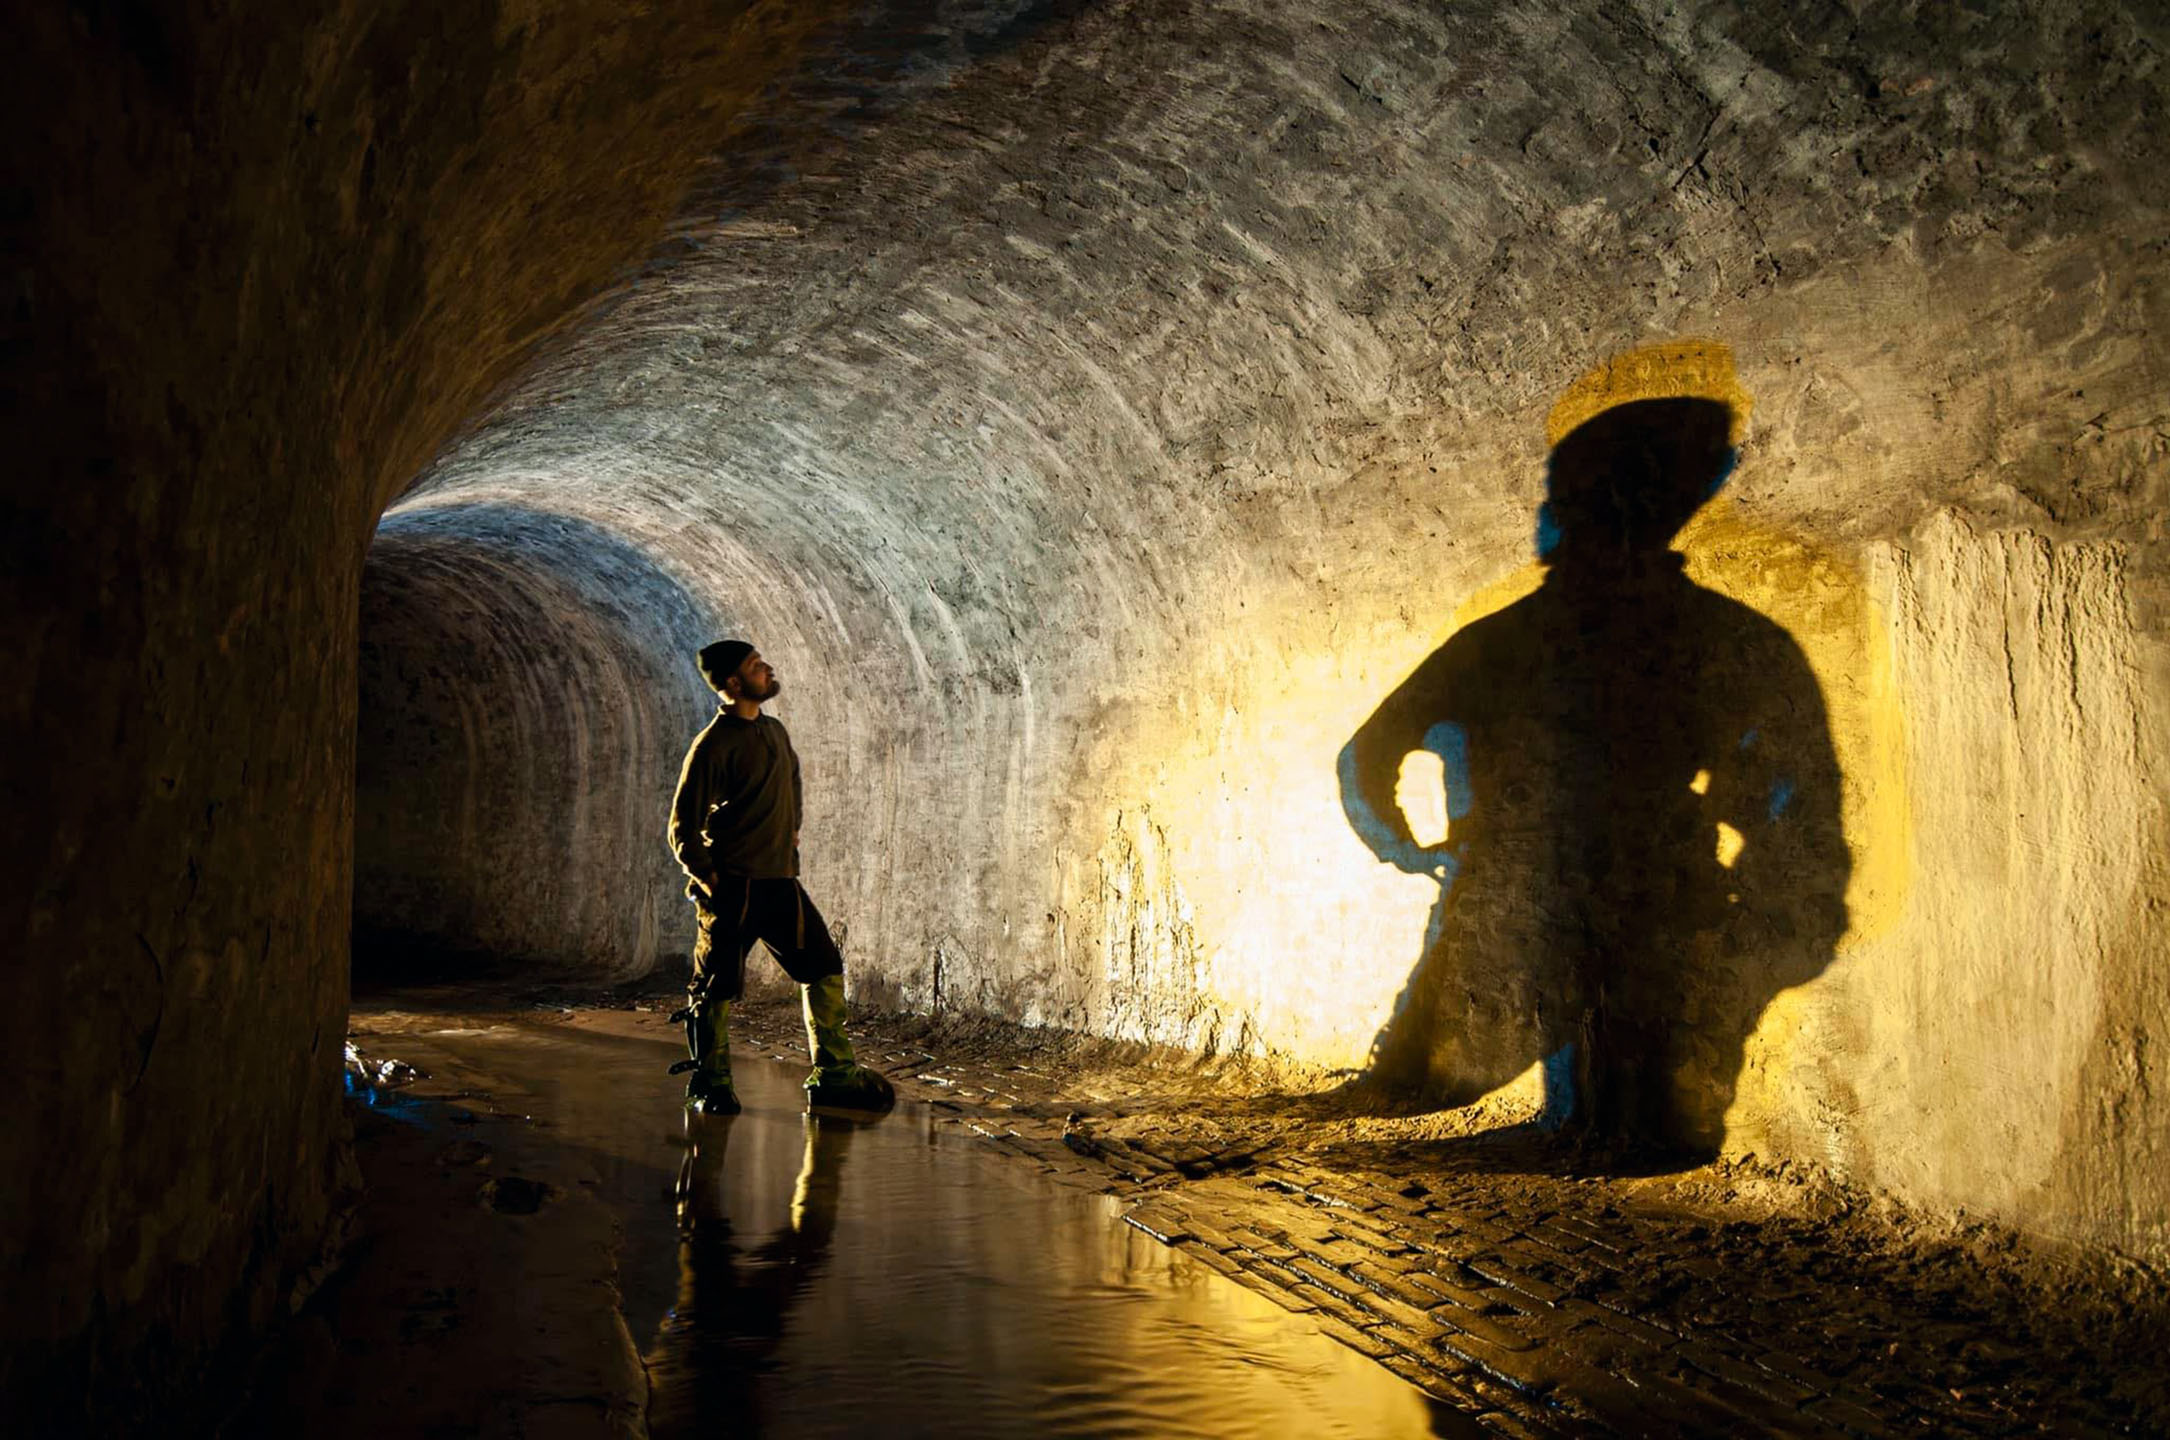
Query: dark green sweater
668 710 802 882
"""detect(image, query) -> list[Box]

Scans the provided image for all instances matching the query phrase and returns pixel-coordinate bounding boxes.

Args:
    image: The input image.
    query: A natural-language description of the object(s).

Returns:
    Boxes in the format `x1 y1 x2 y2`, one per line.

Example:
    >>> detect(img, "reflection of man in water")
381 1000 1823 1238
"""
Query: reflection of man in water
646 1112 859 1440
1339 362 1848 1157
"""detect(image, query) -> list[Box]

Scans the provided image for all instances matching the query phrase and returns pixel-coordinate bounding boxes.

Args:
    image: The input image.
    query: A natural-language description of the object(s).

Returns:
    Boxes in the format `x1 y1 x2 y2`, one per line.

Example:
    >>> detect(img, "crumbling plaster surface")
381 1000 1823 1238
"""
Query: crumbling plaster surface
378 0 2170 1258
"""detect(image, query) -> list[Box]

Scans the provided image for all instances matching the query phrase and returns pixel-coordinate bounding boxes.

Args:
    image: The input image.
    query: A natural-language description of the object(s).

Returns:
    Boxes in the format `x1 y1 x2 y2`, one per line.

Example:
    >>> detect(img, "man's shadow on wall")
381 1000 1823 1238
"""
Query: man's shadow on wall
1338 397 1850 1168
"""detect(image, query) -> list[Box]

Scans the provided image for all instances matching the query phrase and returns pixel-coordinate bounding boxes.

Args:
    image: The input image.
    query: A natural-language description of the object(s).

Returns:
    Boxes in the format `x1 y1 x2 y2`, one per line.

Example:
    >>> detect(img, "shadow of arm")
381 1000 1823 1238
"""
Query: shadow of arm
1340 648 1468 880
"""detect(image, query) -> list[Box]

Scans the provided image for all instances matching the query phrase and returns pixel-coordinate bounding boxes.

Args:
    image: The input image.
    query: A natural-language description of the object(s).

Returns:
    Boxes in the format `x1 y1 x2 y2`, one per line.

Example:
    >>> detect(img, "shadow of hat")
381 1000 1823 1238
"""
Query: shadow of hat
1544 397 1737 554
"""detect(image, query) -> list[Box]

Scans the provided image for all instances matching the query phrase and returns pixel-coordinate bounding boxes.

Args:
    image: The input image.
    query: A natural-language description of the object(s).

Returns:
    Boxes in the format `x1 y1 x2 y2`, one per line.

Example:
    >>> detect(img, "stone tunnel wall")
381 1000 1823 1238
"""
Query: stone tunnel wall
388 0 2169 1261
0 0 866 1423
353 505 714 981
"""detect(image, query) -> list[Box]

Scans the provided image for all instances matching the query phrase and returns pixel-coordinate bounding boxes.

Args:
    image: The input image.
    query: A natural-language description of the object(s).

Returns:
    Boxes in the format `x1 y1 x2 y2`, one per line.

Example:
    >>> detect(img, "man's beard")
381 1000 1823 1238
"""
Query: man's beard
756 675 783 701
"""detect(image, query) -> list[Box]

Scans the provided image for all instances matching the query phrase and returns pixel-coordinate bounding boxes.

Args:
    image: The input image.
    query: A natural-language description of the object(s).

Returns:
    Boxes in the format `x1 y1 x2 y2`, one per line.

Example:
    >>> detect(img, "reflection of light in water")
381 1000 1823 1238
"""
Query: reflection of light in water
347 1021 1445 1438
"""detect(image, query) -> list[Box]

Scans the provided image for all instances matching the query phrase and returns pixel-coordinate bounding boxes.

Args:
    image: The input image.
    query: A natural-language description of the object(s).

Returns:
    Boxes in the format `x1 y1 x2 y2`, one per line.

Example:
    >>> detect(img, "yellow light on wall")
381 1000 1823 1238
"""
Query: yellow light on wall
1084 339 1908 1106
1546 339 1754 447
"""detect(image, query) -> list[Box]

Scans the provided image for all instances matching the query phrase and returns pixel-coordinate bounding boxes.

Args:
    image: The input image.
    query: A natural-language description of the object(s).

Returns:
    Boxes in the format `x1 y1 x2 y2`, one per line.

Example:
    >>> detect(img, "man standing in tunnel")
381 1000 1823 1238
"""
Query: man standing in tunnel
668 639 894 1114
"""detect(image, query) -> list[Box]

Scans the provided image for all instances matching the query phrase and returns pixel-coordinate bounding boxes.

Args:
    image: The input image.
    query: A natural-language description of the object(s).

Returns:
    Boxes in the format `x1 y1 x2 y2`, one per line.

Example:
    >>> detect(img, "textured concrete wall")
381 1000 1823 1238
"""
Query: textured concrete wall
383 0 2170 1258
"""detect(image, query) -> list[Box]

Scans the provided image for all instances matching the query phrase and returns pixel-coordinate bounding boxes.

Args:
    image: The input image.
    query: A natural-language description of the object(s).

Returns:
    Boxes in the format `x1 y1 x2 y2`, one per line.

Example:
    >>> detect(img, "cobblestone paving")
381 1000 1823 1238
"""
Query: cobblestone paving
710 1000 2166 1439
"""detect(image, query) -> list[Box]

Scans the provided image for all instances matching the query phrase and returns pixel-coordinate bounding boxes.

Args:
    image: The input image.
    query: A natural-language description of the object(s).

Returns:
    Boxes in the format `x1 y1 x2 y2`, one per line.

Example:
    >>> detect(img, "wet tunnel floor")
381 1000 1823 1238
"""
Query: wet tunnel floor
300 1007 1453 1438
274 992 2170 1439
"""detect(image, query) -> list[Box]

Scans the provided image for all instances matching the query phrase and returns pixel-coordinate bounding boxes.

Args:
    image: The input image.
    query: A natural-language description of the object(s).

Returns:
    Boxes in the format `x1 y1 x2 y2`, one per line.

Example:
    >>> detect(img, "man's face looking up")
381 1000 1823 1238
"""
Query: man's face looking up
729 650 781 702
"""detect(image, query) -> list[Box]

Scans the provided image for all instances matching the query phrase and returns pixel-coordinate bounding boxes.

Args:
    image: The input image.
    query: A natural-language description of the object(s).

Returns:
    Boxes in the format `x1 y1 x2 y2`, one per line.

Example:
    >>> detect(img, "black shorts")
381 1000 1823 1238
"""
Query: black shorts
691 876 844 1000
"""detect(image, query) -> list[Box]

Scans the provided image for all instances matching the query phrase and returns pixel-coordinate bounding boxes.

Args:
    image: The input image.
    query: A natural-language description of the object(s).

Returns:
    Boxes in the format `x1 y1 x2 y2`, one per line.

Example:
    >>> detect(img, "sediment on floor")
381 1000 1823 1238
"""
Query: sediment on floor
727 996 2169 1438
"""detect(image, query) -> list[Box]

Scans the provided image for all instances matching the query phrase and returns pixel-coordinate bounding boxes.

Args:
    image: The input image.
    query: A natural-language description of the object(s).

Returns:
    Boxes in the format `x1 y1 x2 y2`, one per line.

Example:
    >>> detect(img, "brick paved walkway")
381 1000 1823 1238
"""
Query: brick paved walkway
709 998 2166 1438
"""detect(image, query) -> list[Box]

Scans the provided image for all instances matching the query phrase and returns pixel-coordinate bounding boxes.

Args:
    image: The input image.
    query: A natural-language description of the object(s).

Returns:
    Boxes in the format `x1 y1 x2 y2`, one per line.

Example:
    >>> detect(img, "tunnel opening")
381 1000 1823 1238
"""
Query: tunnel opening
353 503 715 989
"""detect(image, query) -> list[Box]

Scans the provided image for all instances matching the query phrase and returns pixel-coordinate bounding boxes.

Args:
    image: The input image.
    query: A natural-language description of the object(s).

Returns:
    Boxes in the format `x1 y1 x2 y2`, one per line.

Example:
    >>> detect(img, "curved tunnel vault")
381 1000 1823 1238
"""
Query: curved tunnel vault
11 0 2170 1426
356 505 715 983
353 0 2170 1262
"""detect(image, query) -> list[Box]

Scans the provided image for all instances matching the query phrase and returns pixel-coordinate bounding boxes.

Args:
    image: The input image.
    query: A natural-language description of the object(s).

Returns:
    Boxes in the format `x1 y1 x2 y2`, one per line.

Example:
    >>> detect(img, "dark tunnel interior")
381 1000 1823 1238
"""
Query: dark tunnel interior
354 504 714 985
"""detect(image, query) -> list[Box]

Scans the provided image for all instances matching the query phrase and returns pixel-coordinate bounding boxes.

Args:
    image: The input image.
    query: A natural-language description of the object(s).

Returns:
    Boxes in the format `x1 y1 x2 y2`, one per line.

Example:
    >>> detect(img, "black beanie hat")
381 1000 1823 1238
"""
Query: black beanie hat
697 639 754 691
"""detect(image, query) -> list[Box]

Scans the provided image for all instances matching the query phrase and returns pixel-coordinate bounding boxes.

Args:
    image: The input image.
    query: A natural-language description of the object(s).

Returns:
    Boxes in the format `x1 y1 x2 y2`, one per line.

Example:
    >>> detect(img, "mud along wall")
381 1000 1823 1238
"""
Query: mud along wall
384 0 2169 1260
0 1 857 1423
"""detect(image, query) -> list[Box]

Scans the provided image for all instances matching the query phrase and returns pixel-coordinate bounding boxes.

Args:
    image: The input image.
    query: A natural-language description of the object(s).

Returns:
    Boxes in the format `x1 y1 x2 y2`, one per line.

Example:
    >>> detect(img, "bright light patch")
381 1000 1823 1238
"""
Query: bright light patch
1395 750 1449 847
1715 821 1745 869
1689 768 1712 795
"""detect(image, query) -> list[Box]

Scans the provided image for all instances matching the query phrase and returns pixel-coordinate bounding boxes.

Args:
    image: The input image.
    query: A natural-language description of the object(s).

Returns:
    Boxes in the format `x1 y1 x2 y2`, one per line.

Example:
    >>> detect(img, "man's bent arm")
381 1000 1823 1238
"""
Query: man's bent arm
1338 645 1474 880
668 733 718 889
1340 660 1433 861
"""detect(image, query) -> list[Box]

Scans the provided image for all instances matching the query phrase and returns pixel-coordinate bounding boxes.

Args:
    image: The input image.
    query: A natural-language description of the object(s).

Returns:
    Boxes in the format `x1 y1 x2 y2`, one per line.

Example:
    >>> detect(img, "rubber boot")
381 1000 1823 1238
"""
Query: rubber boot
684 993 741 1116
801 974 894 1111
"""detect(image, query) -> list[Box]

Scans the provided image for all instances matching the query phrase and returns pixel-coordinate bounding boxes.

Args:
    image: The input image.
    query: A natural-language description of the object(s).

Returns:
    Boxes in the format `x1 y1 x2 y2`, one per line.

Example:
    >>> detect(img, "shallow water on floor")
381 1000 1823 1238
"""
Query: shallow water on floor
375 1018 1451 1439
